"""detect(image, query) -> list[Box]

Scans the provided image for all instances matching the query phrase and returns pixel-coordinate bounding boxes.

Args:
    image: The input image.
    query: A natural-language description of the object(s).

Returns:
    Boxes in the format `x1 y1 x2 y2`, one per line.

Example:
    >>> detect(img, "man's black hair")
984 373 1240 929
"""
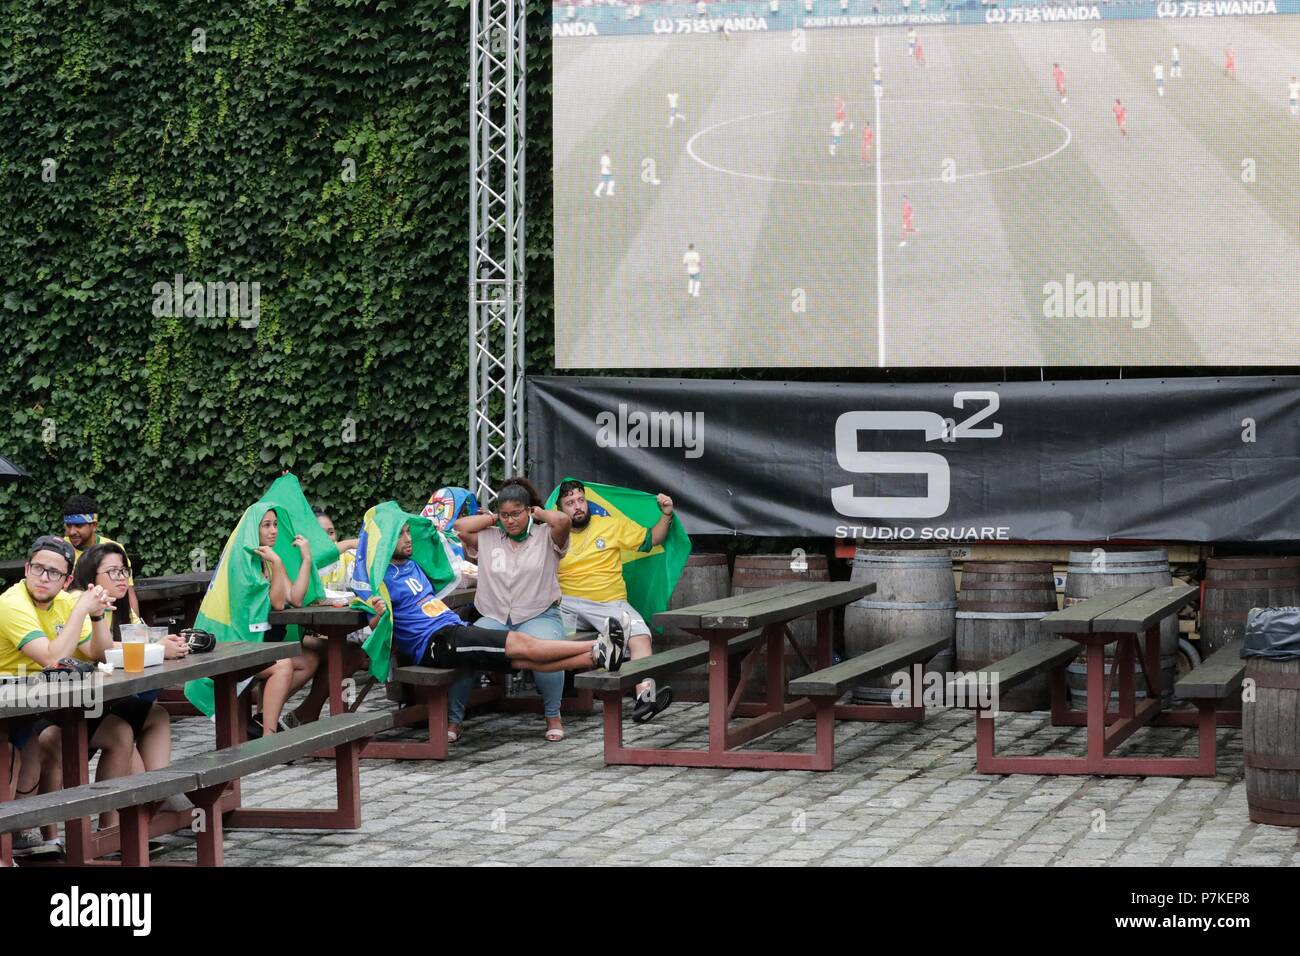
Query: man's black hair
312 507 329 517
62 493 99 518
557 479 586 499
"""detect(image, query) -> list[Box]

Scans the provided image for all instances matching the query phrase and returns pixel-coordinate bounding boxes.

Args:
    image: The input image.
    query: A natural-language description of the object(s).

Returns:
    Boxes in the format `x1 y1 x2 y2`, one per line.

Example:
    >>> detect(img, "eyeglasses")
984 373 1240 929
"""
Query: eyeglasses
28 562 70 582
498 510 528 521
98 567 130 582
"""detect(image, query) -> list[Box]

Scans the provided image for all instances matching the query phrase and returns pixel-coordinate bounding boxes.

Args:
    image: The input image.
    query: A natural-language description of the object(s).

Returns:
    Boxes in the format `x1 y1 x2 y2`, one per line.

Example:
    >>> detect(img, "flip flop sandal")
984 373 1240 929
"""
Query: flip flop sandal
633 686 673 724
447 726 463 744
544 727 565 742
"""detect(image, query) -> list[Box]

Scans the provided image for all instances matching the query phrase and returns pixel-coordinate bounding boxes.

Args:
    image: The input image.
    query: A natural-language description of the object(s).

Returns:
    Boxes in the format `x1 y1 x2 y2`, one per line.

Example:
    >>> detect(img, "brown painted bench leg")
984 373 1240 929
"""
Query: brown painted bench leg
192 784 227 868
119 805 151 867
361 687 449 760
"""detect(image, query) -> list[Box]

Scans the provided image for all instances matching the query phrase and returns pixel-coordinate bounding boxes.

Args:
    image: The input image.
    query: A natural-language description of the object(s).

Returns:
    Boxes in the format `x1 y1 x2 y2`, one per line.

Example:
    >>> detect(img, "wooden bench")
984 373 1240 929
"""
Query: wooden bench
964 584 1240 777
371 632 599 760
0 769 200 866
1174 640 1245 707
789 632 953 719
580 580 875 771
0 710 390 866
945 639 1082 711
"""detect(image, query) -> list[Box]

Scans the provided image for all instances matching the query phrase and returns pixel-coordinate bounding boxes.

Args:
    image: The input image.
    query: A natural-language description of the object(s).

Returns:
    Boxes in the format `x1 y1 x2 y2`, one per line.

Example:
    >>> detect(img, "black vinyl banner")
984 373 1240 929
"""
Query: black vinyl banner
527 376 1300 543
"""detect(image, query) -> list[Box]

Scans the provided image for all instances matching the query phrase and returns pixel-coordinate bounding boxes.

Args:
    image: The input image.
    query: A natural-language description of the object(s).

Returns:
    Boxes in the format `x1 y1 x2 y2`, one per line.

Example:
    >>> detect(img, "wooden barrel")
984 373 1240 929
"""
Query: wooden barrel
662 553 730 701
1064 549 1176 710
844 549 957 703
731 554 830 700
1202 558 1300 658
1244 656 1300 827
956 562 1059 711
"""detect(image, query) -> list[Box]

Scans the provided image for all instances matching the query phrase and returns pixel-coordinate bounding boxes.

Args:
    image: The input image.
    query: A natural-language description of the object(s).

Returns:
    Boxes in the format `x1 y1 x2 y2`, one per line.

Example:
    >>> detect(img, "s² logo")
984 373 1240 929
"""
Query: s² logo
831 391 1002 519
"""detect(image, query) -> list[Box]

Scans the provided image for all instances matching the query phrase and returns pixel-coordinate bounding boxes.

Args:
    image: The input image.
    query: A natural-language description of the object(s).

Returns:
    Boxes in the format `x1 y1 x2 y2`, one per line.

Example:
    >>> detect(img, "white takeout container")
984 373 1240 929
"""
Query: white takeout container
106 644 165 668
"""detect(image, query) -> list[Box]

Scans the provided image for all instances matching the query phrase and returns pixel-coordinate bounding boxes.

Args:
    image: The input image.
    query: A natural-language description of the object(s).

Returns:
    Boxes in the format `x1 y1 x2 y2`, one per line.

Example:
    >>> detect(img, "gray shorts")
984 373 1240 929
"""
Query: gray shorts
558 596 651 640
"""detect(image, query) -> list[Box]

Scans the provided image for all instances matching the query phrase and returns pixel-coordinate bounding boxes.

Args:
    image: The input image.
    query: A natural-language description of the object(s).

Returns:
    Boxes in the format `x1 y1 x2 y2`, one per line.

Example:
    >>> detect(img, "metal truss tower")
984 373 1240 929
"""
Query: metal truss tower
468 0 526 503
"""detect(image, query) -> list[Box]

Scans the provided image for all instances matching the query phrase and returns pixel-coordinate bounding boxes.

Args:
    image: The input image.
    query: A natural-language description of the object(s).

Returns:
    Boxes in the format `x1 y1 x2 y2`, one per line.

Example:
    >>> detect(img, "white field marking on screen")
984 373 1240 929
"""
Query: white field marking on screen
684 101 1072 187
875 33 884 368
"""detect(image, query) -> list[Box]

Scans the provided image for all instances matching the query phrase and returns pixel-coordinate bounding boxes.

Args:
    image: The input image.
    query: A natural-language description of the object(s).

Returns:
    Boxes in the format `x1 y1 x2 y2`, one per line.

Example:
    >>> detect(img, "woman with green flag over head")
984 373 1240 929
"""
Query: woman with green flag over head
184 475 338 733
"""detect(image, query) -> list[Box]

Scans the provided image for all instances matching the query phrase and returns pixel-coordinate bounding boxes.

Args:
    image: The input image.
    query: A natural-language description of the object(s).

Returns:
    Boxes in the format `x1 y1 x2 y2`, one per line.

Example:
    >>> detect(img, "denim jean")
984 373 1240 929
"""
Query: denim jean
447 606 567 721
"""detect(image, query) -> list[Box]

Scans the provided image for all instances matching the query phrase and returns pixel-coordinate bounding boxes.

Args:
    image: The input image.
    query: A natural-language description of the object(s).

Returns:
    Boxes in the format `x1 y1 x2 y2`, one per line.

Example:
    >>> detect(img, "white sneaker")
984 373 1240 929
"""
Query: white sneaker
597 617 626 672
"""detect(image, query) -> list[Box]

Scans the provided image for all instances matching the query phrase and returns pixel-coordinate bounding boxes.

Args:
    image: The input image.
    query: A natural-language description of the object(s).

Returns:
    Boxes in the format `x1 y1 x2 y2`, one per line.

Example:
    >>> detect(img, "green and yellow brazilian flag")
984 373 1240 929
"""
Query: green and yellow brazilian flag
350 501 461 681
545 478 691 634
183 474 339 716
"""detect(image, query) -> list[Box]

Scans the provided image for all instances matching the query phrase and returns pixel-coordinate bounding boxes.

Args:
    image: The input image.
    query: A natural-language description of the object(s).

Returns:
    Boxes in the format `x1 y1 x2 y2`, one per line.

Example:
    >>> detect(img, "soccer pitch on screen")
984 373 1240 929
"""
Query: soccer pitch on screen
553 7 1300 368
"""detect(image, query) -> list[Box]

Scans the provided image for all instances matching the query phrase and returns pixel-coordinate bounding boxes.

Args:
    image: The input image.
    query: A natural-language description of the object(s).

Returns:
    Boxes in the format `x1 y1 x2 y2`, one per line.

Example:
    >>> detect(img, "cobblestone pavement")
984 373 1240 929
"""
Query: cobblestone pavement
151 695 1300 867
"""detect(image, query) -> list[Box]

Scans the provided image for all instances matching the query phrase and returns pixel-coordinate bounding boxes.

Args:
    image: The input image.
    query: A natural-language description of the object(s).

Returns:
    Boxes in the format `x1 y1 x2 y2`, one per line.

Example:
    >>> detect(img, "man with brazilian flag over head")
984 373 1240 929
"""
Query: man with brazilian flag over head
549 478 690 723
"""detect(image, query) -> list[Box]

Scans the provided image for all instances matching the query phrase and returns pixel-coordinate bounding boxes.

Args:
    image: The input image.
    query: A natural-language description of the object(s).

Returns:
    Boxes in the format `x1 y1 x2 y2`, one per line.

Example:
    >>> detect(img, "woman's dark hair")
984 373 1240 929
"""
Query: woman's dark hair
493 476 542 511
71 541 133 641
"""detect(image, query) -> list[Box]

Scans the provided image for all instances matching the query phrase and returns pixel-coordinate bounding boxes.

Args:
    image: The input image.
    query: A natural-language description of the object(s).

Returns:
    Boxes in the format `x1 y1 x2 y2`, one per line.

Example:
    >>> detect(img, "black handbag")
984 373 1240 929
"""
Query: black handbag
180 628 217 653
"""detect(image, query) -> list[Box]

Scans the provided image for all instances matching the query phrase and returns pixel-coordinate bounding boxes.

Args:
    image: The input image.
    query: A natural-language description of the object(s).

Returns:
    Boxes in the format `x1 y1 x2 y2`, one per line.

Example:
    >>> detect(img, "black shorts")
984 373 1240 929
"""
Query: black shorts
8 716 55 752
87 695 154 746
422 624 512 673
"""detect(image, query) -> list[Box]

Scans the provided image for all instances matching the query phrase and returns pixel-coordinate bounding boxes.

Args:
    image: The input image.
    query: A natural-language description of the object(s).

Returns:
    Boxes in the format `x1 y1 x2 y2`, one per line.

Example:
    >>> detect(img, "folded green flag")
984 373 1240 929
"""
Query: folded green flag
184 474 339 715
351 501 461 681
545 478 691 633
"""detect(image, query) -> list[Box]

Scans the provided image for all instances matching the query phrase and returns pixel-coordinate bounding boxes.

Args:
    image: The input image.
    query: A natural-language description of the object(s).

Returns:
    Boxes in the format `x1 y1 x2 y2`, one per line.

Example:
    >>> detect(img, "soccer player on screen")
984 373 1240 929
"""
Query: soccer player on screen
667 92 684 128
1224 44 1236 80
899 196 915 247
861 122 874 164
1171 45 1181 78
914 37 926 67
683 243 702 298
595 150 615 197
1052 62 1067 103
1153 62 1165 97
830 119 845 157
907 28 917 60
1113 99 1127 136
1289 76 1299 117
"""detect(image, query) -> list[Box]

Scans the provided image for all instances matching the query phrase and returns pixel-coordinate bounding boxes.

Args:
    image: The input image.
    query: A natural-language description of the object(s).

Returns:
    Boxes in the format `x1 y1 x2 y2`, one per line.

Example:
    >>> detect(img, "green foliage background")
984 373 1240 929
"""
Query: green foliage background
0 0 557 574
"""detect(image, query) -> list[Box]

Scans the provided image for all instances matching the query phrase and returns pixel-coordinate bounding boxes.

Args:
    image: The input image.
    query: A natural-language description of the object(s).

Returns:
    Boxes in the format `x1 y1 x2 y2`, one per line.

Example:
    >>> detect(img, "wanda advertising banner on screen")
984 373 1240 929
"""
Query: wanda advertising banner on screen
528 376 1300 543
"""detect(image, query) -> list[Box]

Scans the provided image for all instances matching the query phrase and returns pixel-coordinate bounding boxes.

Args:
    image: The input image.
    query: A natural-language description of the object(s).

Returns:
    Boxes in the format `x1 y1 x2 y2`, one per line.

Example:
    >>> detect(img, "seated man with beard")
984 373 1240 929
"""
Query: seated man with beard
554 479 675 723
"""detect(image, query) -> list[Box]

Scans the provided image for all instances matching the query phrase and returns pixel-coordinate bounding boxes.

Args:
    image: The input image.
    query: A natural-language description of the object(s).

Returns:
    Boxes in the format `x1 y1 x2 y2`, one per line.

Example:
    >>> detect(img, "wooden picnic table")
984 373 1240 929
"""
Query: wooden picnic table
579 580 888 771
134 571 213 629
971 583 1242 776
0 641 297 865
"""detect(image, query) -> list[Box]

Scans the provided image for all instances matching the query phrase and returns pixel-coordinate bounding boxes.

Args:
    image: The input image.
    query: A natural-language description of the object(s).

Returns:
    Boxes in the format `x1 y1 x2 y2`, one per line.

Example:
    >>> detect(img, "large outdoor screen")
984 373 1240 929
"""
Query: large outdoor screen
552 1 1300 368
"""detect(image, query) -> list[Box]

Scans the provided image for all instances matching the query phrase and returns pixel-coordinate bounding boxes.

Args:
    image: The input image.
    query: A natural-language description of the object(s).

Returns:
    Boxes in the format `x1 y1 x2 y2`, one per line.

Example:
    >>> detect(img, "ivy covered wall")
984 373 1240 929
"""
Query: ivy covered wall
0 0 556 574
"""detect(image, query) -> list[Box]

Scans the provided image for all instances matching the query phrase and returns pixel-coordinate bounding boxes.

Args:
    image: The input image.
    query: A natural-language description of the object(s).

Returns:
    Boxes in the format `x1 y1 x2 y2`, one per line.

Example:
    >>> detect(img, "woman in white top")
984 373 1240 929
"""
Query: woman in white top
452 477 585 742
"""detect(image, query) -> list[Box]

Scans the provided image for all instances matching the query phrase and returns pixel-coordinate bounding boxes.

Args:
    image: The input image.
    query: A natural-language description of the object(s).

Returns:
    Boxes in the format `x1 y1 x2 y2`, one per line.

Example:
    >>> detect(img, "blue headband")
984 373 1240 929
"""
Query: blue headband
64 513 97 525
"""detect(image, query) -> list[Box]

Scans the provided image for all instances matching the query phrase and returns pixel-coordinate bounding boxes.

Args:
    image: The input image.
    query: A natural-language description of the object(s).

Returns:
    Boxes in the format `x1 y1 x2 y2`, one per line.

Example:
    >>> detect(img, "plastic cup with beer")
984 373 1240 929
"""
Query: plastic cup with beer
121 623 147 673
560 609 578 637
